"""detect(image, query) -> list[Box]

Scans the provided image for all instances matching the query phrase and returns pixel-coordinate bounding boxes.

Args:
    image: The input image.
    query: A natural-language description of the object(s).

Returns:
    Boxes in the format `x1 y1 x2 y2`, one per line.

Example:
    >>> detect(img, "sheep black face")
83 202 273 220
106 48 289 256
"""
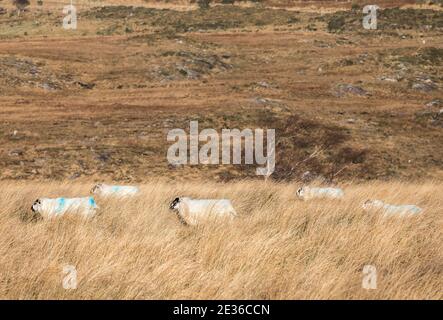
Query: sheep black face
169 197 181 211
91 184 103 194
31 199 42 213
362 200 383 210
169 197 188 226
296 187 304 197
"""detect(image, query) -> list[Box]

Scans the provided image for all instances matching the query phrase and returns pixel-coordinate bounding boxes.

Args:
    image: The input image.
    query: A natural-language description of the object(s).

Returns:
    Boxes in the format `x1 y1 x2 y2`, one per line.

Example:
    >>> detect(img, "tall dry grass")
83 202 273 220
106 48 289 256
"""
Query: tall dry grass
0 180 441 299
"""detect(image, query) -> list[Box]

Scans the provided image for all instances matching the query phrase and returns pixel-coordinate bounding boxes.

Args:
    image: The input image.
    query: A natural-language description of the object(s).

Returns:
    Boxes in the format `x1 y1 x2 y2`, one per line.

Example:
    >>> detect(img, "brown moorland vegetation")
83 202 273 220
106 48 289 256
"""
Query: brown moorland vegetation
0 2 442 182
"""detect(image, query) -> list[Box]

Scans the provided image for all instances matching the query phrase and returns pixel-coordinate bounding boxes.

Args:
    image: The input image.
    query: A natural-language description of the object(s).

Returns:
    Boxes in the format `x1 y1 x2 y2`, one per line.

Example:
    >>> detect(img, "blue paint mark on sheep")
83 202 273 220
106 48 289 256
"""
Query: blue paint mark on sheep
56 197 66 214
89 197 97 208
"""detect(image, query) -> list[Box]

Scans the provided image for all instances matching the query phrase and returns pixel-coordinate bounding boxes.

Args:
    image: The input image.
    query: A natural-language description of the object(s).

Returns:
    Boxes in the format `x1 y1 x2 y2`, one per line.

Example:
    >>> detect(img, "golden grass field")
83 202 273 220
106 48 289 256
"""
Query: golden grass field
0 180 441 299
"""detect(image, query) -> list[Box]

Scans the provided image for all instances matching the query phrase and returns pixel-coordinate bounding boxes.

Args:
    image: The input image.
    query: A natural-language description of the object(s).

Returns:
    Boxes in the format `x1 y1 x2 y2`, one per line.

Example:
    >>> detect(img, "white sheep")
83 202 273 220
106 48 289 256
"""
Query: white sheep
31 197 98 218
296 186 344 201
91 184 140 198
169 197 237 226
362 200 422 216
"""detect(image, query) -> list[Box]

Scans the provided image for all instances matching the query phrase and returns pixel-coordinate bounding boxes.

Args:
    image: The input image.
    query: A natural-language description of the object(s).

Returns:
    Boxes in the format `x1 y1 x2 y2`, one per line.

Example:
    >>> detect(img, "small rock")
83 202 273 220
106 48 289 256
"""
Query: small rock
412 82 437 92
425 99 442 108
378 76 398 82
256 81 272 88
41 83 56 91
69 173 81 180
301 171 315 182
97 153 111 162
29 67 39 76
9 149 24 157
253 97 280 106
413 76 438 92
313 40 331 48
335 84 368 97
76 81 95 89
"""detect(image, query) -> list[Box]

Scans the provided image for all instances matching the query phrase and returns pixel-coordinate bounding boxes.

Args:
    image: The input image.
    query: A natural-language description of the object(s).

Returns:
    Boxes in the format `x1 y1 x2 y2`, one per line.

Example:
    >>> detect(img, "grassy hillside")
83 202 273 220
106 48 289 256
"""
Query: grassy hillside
0 4 442 182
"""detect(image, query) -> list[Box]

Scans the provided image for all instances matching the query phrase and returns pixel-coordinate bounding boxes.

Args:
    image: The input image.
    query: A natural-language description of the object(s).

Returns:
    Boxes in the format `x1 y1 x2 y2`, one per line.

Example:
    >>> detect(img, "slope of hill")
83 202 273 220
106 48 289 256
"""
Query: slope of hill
0 4 441 182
